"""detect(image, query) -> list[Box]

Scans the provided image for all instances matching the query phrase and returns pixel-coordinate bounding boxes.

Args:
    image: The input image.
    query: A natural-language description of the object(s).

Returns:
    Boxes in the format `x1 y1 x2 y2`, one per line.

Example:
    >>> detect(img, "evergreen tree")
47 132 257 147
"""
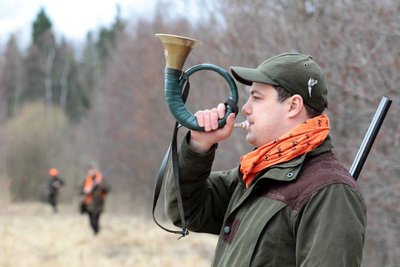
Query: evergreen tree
96 4 126 66
22 8 89 121
32 7 53 46
23 8 56 102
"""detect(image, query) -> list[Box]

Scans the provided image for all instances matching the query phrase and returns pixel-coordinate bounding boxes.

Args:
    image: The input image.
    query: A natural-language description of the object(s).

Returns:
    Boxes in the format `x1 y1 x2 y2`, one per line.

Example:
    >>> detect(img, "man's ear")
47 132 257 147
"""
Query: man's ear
287 94 304 118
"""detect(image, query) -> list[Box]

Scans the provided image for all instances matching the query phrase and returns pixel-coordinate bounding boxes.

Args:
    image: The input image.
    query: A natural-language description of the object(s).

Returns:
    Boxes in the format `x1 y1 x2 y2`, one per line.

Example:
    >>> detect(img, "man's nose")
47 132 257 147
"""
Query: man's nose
242 100 250 115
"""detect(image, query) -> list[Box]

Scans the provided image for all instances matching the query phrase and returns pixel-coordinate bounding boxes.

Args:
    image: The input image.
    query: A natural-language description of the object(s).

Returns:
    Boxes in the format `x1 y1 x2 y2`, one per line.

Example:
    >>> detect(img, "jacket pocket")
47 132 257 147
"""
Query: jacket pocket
214 198 287 267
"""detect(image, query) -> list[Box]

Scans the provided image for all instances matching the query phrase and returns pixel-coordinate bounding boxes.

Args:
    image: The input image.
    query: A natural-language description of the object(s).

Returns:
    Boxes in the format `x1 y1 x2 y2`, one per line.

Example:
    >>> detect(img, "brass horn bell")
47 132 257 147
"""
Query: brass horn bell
156 33 239 131
155 34 201 70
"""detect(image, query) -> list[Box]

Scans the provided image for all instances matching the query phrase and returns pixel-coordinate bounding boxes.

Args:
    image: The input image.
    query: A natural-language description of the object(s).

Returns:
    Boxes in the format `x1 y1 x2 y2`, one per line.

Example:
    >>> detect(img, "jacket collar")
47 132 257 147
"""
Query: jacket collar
249 135 333 184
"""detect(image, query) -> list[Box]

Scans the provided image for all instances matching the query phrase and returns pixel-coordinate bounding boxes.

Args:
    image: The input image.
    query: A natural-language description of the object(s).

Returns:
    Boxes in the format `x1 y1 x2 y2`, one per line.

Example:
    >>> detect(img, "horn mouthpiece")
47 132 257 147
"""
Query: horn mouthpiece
234 121 249 129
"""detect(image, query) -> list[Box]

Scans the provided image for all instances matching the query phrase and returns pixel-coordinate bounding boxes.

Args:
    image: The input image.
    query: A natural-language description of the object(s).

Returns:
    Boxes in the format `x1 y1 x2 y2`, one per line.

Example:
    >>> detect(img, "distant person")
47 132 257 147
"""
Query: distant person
47 168 64 213
81 162 110 235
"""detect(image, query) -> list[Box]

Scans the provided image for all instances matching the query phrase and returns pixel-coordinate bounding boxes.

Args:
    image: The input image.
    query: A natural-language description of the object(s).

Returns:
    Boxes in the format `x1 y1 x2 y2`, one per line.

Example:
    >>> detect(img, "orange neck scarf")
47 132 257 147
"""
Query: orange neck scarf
240 114 330 188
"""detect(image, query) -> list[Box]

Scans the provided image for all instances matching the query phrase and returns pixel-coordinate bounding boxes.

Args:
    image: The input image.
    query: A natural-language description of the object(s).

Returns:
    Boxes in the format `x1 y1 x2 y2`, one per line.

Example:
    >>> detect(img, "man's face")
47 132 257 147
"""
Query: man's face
242 83 289 148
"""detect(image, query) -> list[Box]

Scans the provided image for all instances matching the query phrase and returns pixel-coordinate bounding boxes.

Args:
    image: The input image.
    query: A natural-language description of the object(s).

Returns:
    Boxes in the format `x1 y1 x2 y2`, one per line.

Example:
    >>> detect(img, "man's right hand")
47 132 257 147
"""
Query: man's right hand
189 103 236 154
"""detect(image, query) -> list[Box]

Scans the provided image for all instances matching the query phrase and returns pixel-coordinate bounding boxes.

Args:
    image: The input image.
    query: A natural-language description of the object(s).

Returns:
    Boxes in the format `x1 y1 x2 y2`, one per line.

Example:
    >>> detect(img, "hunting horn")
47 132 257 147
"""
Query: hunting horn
155 33 239 131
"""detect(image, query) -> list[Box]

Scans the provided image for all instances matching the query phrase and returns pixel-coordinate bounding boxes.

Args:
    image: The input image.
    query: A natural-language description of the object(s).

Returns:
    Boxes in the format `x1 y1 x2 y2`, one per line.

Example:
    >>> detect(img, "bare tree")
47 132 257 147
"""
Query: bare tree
1 35 24 120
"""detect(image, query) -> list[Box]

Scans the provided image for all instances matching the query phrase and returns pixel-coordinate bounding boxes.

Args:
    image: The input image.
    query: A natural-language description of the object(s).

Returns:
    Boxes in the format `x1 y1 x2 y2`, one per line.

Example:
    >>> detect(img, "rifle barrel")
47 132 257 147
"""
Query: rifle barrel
350 96 392 180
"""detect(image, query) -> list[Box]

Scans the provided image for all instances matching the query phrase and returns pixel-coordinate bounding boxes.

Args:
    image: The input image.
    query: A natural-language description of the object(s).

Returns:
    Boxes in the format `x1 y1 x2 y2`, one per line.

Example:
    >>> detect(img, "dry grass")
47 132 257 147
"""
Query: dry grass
0 202 217 267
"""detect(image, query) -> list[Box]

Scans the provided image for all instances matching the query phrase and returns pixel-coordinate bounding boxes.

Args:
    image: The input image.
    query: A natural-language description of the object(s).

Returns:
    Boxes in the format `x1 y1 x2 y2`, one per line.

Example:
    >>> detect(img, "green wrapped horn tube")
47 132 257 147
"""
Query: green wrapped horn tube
164 63 239 131
155 33 239 131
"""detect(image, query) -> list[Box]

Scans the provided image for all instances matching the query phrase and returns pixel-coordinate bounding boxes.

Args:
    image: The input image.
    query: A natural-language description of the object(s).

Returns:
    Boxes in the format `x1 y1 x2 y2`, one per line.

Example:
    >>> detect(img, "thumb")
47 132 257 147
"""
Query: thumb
226 113 236 126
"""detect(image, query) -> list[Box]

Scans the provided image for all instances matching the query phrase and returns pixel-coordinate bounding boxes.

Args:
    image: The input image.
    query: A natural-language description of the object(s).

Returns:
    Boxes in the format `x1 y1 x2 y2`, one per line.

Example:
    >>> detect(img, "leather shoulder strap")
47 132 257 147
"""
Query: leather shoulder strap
152 79 191 239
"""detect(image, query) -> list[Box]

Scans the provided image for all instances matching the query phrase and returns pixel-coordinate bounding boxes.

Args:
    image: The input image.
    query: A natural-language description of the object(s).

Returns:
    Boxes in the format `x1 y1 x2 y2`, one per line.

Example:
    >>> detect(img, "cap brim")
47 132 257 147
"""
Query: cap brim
230 66 278 86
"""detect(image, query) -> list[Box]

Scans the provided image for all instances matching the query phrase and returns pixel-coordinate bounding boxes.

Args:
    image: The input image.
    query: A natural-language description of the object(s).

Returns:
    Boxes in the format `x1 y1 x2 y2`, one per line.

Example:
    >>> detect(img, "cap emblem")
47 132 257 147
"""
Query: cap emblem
307 78 318 97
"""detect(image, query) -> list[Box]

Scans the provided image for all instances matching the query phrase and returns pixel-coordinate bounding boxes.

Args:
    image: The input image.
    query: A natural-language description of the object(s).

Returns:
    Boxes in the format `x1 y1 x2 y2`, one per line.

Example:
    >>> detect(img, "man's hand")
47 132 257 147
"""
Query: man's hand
189 103 235 154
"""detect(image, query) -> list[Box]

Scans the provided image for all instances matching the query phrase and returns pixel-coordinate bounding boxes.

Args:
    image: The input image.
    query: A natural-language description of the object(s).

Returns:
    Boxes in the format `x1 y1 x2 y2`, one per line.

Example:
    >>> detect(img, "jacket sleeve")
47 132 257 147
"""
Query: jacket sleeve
165 133 238 235
294 184 367 266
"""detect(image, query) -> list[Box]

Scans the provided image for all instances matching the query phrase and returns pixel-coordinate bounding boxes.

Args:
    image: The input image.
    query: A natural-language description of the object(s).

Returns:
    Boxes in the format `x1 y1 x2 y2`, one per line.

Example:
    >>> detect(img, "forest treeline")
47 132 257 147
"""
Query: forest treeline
0 0 399 266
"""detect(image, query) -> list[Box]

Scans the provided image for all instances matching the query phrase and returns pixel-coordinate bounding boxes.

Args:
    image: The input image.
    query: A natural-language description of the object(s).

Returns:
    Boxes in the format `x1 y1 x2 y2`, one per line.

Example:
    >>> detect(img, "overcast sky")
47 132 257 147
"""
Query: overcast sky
0 0 157 47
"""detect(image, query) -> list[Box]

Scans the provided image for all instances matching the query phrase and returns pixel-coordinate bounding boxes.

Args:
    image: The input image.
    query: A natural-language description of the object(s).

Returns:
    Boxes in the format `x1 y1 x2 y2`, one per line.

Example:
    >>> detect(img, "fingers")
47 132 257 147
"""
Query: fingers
217 103 226 119
195 103 227 132
190 105 234 152
195 108 220 132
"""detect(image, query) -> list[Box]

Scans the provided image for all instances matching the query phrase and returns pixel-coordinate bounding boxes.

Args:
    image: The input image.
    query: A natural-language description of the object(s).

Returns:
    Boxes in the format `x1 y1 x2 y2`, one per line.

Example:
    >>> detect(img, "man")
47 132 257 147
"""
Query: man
81 162 110 235
165 53 366 266
47 168 64 213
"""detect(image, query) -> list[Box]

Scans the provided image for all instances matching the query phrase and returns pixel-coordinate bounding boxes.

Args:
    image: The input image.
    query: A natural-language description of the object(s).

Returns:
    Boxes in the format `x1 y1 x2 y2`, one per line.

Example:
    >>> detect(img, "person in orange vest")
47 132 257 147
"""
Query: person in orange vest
81 162 110 235
47 168 64 213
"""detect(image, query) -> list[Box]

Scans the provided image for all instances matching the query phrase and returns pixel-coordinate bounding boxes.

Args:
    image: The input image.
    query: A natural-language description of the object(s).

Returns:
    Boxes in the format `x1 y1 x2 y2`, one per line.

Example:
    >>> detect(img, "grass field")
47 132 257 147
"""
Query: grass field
0 202 217 267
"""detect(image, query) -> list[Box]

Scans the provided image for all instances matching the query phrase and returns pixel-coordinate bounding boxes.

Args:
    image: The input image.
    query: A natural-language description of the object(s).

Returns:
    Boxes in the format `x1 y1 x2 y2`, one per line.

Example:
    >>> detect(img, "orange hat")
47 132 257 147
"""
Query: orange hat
49 168 58 176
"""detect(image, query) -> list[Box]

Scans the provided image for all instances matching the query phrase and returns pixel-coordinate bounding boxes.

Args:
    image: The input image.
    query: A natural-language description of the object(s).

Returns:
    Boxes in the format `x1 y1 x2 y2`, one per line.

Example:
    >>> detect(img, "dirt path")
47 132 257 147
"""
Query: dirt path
0 203 217 267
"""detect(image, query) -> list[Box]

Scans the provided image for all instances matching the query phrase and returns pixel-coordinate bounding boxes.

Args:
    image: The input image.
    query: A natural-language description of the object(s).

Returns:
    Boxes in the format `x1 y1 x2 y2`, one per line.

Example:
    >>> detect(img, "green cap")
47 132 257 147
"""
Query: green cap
231 53 328 112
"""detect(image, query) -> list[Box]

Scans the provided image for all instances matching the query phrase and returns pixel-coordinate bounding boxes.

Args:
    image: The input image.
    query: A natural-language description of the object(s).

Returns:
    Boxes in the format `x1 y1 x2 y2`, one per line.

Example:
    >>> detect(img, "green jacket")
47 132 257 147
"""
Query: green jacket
86 182 110 214
165 135 366 267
